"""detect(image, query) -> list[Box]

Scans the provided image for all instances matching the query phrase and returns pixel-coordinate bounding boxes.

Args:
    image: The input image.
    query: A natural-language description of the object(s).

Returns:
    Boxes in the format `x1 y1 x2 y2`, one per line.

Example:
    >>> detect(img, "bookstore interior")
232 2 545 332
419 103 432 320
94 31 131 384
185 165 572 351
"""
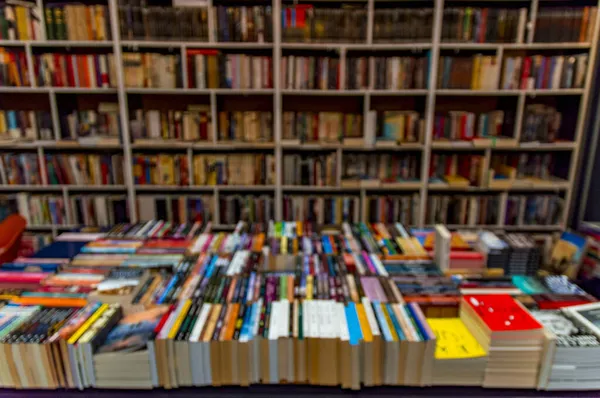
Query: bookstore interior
3 0 600 395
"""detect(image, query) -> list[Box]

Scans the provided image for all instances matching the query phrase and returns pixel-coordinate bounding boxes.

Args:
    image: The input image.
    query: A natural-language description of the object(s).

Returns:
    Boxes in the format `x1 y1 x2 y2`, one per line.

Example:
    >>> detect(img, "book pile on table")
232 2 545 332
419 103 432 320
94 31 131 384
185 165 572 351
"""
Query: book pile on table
504 234 542 275
532 307 600 390
0 220 594 392
460 294 545 388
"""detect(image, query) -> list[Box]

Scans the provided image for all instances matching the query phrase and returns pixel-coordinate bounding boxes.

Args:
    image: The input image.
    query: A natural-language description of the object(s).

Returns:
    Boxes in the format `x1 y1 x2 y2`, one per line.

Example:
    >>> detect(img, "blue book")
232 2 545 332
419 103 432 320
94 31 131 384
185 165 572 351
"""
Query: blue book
386 303 405 341
346 302 362 346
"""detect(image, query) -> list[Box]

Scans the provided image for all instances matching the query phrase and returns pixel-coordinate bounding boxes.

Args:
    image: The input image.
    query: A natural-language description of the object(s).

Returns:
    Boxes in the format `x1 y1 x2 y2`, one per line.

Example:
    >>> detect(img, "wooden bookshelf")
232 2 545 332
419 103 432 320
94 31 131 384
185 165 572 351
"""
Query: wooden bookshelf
0 0 597 235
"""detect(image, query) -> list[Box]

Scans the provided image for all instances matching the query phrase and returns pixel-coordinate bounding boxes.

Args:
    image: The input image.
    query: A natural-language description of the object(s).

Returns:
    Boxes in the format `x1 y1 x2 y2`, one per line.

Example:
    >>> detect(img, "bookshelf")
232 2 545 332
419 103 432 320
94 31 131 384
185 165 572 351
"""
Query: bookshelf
0 0 597 236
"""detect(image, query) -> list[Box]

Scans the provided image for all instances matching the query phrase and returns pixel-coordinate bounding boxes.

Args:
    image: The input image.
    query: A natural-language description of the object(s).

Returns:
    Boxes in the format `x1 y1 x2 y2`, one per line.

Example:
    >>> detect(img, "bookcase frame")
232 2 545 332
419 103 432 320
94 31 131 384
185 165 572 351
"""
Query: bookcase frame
0 0 598 236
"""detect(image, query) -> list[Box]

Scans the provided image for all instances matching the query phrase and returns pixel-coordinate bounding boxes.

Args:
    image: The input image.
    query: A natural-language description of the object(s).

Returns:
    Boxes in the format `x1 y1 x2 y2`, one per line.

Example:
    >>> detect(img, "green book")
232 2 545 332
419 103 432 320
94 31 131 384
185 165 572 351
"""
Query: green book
53 6 65 40
0 8 8 40
45 6 54 40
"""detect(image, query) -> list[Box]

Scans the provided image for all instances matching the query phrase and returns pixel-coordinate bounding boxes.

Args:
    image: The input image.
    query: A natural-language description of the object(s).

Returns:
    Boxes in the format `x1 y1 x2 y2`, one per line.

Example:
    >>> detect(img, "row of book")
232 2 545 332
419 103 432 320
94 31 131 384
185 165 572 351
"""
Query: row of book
426 195 500 226
521 105 562 143
0 154 41 186
118 5 208 41
133 155 189 186
0 2 42 40
15 193 66 225
123 53 182 89
366 195 419 225
193 154 276 186
216 6 272 43
0 110 53 141
129 107 212 142
502 54 588 90
218 111 272 143
505 195 564 226
282 196 360 224
282 112 361 144
281 55 341 91
369 111 424 146
442 8 527 43
69 196 128 227
282 154 336 187
60 104 120 141
34 53 115 88
45 4 110 41
219 196 274 225
429 154 483 187
433 111 507 141
534 6 598 43
437 55 500 90
0 48 29 87
373 9 433 43
371 56 429 91
46 154 124 186
186 51 273 90
491 153 556 182
342 154 420 187
281 6 366 43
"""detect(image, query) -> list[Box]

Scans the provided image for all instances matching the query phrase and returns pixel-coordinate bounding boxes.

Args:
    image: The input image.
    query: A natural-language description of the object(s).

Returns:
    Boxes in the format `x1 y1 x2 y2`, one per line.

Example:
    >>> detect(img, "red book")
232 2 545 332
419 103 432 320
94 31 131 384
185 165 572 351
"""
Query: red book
186 49 219 56
0 271 50 283
460 114 467 140
81 55 90 87
77 55 86 88
479 9 488 43
54 54 63 87
542 58 551 89
520 57 531 89
65 55 74 87
100 160 109 185
267 57 273 88
312 113 319 141
463 294 543 332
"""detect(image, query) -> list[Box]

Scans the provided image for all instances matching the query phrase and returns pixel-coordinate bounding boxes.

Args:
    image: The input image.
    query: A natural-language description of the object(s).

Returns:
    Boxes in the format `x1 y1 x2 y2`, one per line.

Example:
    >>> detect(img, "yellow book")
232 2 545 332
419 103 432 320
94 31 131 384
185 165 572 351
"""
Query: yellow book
306 275 313 300
67 304 108 344
168 300 192 340
427 318 486 360
296 221 302 237
0 111 7 133
471 55 481 89
15 7 29 40
381 304 398 342
355 303 373 342
281 236 288 255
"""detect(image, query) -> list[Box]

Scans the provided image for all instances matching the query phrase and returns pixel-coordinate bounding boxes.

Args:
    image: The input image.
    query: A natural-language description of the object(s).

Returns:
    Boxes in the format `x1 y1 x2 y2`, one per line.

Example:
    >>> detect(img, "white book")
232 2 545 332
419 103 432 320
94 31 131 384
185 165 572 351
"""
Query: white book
253 56 261 89
361 297 380 337
99 55 108 88
268 301 280 383
287 56 294 89
194 55 205 89
516 8 527 43
365 110 377 148
552 57 565 89
87 55 96 88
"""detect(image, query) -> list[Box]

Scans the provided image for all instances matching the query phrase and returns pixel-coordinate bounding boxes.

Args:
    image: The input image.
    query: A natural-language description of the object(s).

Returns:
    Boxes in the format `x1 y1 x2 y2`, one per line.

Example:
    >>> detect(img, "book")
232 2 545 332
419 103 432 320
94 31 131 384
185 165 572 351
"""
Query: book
373 8 433 43
281 55 341 90
193 154 275 186
34 53 115 88
282 153 336 186
502 54 588 90
45 154 124 186
534 6 598 43
0 47 30 87
46 4 110 41
123 53 182 89
442 8 527 43
216 5 272 43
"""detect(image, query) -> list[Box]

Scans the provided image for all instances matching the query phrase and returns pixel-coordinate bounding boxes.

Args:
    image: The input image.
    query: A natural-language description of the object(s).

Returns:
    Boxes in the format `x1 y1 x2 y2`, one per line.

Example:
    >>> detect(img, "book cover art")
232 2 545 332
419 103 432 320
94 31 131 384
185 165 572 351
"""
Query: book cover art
531 310 600 347
463 294 543 332
96 306 170 354
544 231 587 279
427 317 486 359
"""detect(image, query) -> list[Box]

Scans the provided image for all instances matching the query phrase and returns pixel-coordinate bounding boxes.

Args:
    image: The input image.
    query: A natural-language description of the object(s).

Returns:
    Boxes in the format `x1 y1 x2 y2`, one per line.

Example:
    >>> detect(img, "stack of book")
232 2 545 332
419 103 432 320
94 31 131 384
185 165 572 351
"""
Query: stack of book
282 196 360 224
35 53 116 88
442 8 527 43
132 154 189 186
215 5 273 42
461 294 545 388
0 110 53 141
533 305 600 390
0 2 43 40
60 104 120 142
46 154 124 186
123 53 182 89
534 6 598 43
218 111 273 142
0 47 29 87
0 153 41 185
345 57 369 90
45 4 110 41
427 317 487 385
281 55 341 90
502 54 588 90
522 196 564 226
130 107 212 142
69 196 128 227
118 2 209 41
282 153 337 186
368 111 424 146
282 111 362 144
281 6 366 43
437 55 499 90
373 8 433 42
504 234 541 275
193 154 275 186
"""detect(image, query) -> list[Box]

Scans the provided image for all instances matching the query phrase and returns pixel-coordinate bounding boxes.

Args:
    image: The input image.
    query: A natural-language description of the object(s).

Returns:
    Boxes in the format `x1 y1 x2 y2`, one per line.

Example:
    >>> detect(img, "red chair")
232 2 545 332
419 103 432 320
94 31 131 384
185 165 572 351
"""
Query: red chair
0 215 27 264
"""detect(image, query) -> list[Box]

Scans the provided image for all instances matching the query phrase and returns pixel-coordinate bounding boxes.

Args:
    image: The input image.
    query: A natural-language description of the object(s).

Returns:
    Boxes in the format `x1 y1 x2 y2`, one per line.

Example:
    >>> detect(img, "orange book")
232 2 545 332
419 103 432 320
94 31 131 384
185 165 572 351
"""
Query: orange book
222 303 239 341
226 277 237 303
287 275 294 301
85 7 94 40
580 7 590 42
13 297 87 307
76 55 86 87
81 55 90 87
